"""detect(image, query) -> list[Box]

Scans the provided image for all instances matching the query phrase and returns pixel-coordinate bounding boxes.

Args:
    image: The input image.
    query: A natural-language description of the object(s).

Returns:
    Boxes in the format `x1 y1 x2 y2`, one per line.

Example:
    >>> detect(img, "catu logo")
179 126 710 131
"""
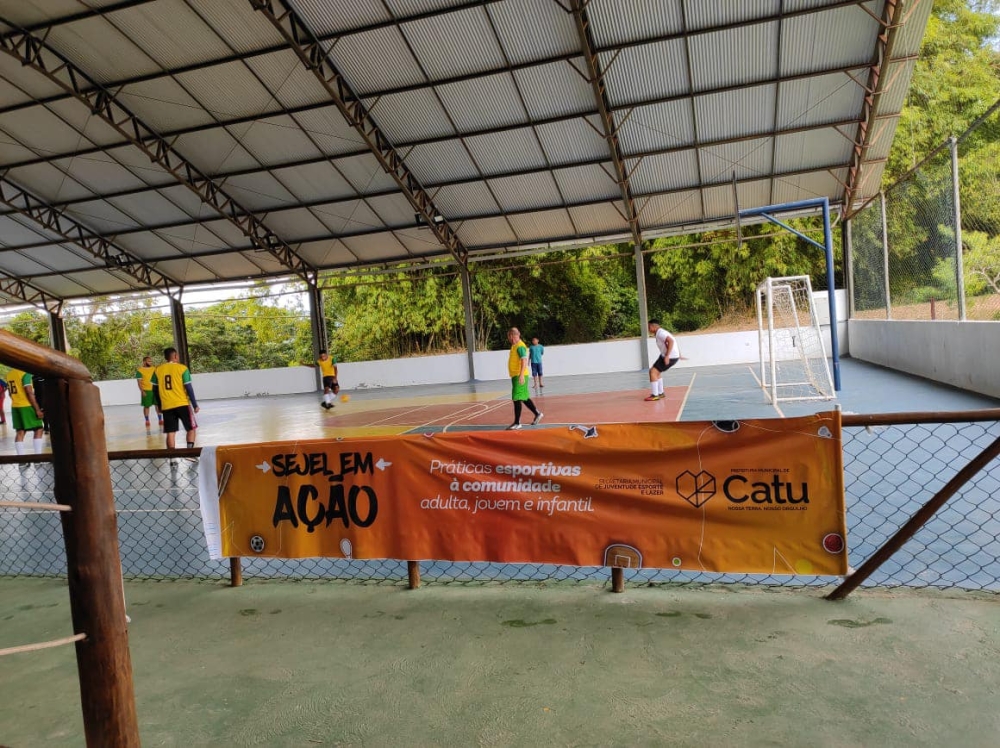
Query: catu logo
722 474 810 504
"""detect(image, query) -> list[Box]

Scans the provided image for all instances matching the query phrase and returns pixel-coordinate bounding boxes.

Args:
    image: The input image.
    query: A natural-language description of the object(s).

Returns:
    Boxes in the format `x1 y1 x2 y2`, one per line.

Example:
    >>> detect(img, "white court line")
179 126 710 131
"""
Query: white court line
442 400 510 432
747 364 784 418
676 372 696 420
360 402 439 428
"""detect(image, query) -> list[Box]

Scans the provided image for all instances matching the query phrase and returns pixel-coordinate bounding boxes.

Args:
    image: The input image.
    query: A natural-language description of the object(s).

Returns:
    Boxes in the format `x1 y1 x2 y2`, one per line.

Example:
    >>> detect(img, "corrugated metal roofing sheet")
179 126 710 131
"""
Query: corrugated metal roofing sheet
245 50 334 110
117 77 218 132
689 23 778 90
367 192 424 228
588 0 684 48
876 59 917 115
488 172 563 213
394 226 448 256
108 0 232 69
364 90 455 142
107 191 195 227
0 249 58 278
4 162 93 203
602 39 689 108
294 105 369 155
23 244 103 273
864 116 899 163
778 70 865 129
514 60 595 120
508 208 574 243
0 215 54 246
193 0 288 53
487 0 579 65
567 202 629 237
701 179 770 219
175 60 274 120
0 0 82 26
298 238 357 267
629 151 700 194
432 182 500 217
328 26 425 96
616 99 694 157
289 0 390 36
47 17 161 83
402 140 480 184
386 0 473 15
0 50 65 102
171 129 260 175
237 116 323 166
0 106 96 156
270 161 360 203
686 0 780 30
552 164 621 204
340 231 411 262
892 0 933 57
698 138 774 184
532 117 611 166
637 188 705 229
114 230 186 260
694 84 777 142
177 252 261 281
224 172 298 211
780 3 881 76
464 127 546 175
334 153 403 193
775 129 855 172
312 199 385 234
772 169 843 204
455 216 517 247
436 72 526 132
260 207 330 241
402 6 506 80
58 154 150 195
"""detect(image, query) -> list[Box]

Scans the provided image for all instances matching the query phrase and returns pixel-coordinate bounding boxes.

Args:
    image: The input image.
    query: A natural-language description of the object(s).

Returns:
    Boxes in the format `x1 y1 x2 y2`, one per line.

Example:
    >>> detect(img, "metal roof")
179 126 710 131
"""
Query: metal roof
0 0 931 307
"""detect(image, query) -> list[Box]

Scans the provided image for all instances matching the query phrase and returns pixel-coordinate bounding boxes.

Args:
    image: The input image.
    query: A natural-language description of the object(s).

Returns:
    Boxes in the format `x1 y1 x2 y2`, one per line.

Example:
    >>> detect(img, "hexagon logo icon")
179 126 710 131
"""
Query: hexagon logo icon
676 470 716 508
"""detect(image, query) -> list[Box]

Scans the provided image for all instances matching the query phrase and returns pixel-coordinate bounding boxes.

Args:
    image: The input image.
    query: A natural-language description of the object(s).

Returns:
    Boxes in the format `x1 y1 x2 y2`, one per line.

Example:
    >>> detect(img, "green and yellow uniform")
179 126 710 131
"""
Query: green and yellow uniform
508 341 530 401
7 369 43 431
136 365 156 408
151 361 192 411
318 357 338 379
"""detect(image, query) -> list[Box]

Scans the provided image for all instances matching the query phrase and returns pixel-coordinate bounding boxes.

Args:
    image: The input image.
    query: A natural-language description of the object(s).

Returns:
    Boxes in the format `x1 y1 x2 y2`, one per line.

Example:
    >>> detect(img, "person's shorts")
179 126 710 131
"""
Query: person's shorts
530 362 543 376
12 406 43 431
162 405 195 434
140 390 156 408
322 376 340 394
652 355 679 373
511 376 530 402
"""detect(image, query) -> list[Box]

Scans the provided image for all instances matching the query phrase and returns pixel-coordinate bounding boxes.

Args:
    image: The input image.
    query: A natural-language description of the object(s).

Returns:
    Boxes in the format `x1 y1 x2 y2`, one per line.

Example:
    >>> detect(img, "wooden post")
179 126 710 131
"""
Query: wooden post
611 567 625 593
407 561 420 589
49 378 140 747
930 298 937 320
229 558 243 587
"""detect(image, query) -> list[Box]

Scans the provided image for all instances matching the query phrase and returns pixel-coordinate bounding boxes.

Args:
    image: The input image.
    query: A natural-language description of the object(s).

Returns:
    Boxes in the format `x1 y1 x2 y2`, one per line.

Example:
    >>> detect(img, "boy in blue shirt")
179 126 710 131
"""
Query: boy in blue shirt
528 337 544 391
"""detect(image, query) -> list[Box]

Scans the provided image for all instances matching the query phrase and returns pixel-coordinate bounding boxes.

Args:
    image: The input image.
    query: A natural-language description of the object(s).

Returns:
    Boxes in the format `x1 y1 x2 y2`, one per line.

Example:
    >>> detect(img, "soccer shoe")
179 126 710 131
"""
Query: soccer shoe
644 394 662 401
532 413 544 426
321 402 331 410
506 423 523 430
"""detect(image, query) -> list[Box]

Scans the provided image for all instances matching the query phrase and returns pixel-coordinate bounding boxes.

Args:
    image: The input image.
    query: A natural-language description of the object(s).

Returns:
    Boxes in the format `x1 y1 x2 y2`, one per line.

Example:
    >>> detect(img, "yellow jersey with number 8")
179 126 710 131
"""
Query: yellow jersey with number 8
153 362 191 410
6 369 32 408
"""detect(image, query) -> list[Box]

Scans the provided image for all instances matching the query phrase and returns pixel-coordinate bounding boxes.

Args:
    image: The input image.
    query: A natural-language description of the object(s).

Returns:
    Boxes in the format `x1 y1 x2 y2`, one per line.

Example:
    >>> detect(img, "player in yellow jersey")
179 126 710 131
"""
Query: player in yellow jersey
505 328 542 431
135 356 163 430
316 349 340 410
150 348 200 450
5 368 45 454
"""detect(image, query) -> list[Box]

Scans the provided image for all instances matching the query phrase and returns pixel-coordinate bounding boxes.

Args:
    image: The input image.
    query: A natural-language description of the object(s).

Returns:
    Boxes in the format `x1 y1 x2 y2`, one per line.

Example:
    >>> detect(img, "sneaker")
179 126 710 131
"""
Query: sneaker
321 402 331 410
644 394 662 401
506 423 522 431
532 412 544 426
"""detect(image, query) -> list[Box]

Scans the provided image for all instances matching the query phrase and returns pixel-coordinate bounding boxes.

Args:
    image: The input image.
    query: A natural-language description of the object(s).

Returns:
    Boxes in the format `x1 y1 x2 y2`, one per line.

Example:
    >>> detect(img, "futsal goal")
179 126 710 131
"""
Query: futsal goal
755 276 835 404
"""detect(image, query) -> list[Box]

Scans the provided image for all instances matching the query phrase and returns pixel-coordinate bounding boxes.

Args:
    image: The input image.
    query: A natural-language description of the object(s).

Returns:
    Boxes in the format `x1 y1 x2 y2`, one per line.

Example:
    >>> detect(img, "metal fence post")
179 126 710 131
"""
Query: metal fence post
950 136 967 321
879 191 891 319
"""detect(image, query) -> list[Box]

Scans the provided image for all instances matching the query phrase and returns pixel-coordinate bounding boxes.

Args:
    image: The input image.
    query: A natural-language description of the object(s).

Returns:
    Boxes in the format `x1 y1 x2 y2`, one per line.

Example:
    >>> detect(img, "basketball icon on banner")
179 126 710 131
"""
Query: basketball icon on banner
604 543 642 569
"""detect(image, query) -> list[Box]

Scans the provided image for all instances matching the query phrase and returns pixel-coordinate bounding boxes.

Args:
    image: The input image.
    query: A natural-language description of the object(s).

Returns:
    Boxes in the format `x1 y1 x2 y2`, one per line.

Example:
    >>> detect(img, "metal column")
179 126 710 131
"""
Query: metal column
49 310 68 353
460 264 477 380
843 217 855 319
950 136 967 321
307 278 327 389
634 242 650 370
880 191 891 319
169 296 190 365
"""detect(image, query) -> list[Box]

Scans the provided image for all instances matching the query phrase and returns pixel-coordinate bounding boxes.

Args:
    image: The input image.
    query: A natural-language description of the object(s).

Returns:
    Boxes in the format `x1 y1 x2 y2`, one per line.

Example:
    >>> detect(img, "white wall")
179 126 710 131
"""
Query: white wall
848 319 1000 399
91 289 849 404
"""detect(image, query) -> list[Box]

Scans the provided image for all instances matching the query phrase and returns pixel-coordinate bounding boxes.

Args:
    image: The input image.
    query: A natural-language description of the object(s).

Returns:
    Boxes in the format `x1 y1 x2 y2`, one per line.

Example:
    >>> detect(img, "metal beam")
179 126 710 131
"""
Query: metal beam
0 0 861 123
843 0 903 210
0 55 916 173
0 272 62 312
249 0 469 265
0 20 316 282
0 115 863 231
0 175 176 293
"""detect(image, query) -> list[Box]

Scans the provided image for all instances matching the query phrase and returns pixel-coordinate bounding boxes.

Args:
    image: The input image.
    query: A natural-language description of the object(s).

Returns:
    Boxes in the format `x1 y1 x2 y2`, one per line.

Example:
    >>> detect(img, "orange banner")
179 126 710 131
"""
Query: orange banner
198 412 847 575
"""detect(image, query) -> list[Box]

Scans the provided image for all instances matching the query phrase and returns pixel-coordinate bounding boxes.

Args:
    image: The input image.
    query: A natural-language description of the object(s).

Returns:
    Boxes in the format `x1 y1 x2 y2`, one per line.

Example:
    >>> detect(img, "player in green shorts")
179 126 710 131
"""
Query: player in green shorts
505 327 542 431
135 356 163 430
6 368 45 454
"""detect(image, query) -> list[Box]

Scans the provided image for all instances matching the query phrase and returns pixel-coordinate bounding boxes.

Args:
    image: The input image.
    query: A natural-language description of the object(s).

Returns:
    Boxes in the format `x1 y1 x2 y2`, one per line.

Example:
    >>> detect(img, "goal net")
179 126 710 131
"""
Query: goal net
755 276 835 403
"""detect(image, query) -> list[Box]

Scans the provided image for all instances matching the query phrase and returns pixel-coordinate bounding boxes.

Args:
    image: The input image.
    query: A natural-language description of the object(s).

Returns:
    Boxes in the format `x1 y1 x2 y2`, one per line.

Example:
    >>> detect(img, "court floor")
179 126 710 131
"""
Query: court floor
0 357 997 455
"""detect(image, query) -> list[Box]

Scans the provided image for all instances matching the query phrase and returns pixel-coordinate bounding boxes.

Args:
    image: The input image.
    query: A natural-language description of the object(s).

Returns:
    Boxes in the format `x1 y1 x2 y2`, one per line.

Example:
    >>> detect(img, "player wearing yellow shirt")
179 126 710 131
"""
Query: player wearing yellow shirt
5 368 44 454
316 349 340 410
505 328 542 431
135 355 162 430
150 348 200 450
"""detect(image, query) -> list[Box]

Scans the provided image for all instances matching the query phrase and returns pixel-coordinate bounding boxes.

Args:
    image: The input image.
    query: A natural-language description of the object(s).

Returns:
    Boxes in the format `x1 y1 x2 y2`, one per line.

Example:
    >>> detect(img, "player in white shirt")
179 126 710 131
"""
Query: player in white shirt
646 319 680 401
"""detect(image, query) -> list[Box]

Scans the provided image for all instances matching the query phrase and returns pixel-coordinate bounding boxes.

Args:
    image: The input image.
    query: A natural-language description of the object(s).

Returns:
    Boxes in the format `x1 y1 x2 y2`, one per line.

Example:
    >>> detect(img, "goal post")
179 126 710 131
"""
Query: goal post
755 276 836 403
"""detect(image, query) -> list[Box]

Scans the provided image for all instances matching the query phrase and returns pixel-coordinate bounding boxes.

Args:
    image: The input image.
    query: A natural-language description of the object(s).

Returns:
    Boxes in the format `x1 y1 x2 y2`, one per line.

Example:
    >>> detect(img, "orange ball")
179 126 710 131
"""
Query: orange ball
340 394 350 403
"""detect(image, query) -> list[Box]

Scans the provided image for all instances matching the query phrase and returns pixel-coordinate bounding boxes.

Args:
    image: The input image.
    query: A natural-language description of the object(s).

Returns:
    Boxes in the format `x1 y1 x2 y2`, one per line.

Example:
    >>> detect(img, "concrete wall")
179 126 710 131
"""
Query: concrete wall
848 319 1000 399
94 290 849 405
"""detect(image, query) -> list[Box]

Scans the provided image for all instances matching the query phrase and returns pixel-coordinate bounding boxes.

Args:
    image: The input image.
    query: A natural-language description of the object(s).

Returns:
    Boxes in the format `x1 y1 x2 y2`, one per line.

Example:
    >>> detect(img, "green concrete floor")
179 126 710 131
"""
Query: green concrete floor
2 579 999 747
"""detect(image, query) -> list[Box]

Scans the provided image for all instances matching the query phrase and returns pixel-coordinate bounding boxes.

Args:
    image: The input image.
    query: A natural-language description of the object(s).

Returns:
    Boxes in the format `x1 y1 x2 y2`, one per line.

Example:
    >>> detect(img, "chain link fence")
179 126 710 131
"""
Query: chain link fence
2 418 999 591
850 100 1000 322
